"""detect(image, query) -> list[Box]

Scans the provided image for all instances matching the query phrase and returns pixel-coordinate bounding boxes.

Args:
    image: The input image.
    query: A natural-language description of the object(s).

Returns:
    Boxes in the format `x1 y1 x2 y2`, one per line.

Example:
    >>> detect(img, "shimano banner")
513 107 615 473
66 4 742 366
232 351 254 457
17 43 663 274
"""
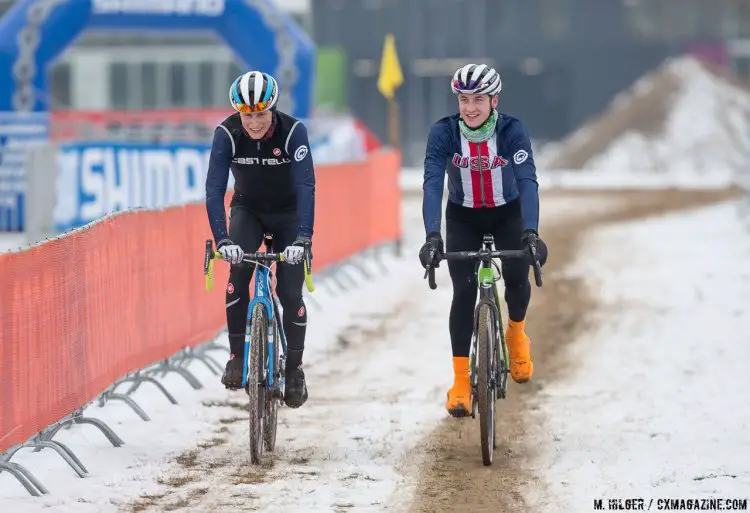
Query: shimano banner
53 142 235 231
51 123 367 231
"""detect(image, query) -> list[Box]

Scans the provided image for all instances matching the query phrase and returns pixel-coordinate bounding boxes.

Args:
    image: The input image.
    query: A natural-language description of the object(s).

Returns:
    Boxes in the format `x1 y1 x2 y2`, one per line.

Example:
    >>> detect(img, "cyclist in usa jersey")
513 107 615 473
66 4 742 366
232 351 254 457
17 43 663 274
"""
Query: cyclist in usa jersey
418 63 548 417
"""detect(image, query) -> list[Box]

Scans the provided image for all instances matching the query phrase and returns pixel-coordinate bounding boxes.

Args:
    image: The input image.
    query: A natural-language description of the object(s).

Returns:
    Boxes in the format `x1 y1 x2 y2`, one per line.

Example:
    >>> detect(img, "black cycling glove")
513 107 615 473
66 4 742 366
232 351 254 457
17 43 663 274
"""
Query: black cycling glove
522 229 548 267
419 232 444 269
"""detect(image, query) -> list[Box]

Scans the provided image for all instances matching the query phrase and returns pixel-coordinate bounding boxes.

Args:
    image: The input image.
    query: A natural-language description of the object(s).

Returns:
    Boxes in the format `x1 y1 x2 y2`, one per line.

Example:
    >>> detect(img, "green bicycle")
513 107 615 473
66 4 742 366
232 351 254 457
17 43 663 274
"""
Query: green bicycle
424 233 543 466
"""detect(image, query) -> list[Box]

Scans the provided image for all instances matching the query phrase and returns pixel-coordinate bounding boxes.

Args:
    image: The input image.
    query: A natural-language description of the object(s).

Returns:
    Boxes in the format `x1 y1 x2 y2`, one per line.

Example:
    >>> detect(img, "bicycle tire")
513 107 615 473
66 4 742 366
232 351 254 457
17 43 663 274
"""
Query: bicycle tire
476 302 497 466
493 316 506 451
495 300 509 402
248 304 266 464
263 315 280 452
490 270 507 451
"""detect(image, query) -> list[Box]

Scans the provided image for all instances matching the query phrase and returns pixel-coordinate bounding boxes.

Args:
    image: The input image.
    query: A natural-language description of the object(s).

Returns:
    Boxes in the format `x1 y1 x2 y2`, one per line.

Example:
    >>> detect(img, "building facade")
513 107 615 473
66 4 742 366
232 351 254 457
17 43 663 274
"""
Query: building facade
311 0 750 165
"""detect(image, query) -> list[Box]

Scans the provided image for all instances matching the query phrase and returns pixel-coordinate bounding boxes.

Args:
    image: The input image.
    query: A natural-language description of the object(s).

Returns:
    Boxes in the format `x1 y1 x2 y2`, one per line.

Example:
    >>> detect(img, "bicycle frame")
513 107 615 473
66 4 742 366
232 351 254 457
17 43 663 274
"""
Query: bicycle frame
243 260 289 391
471 235 508 401
242 240 286 390
204 237 315 394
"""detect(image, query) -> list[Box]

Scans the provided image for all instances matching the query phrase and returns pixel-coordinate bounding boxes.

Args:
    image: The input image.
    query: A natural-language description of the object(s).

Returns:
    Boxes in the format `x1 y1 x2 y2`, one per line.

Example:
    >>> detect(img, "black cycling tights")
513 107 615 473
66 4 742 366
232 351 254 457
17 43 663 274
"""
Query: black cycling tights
446 199 531 358
225 206 307 370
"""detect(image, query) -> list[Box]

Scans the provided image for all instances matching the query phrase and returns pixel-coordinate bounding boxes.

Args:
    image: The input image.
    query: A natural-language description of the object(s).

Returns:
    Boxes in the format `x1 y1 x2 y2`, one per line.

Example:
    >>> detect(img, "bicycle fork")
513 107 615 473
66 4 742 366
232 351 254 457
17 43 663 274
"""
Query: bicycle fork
243 298 273 393
270 295 288 399
242 311 253 390
472 273 509 403
491 282 510 400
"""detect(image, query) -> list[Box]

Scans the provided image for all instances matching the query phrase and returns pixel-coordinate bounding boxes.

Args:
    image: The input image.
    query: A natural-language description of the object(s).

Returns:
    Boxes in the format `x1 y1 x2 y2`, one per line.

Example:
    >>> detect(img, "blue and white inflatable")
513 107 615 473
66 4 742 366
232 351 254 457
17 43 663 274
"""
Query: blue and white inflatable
0 0 316 231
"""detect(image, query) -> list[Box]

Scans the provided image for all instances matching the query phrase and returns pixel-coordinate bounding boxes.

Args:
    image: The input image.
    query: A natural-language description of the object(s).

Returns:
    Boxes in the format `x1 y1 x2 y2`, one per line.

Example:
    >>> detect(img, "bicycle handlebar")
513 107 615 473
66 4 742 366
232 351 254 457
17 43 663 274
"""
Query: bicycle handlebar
424 246 543 290
214 251 284 263
203 239 315 293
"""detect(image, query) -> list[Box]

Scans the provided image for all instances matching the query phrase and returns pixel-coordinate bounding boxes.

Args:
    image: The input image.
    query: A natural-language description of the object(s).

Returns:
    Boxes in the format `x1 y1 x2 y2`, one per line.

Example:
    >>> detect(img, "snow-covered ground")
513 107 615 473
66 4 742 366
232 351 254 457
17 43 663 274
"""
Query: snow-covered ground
2 189 749 511
527 199 750 511
0 246 448 512
0 189 620 511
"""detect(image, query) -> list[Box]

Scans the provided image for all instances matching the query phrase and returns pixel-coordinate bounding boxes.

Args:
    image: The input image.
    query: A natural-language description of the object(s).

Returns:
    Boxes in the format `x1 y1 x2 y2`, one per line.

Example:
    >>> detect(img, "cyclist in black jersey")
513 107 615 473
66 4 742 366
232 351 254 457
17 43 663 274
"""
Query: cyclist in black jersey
205 70 315 409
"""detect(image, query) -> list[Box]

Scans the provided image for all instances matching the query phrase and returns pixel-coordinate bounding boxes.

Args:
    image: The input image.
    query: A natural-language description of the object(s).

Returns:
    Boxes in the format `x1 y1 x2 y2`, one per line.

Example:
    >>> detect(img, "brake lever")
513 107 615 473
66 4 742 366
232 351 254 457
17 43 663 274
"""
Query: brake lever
526 236 543 288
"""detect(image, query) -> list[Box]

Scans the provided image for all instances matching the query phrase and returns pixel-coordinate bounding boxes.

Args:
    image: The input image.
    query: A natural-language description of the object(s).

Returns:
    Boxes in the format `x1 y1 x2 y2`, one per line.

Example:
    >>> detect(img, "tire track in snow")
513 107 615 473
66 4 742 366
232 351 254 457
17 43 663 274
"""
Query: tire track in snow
124 255 456 512
403 188 741 513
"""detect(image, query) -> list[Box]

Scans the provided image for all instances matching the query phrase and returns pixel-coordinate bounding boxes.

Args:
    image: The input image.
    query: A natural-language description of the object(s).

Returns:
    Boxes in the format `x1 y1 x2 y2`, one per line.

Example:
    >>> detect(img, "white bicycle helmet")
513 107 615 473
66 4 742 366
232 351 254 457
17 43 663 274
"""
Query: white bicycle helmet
451 63 502 96
229 70 279 113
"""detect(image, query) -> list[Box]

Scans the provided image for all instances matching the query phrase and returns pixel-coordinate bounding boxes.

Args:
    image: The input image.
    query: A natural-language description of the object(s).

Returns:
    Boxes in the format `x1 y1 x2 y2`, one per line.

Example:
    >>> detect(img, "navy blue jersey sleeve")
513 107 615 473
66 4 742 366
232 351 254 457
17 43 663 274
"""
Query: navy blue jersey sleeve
286 121 316 238
205 126 234 247
508 120 540 233
423 120 451 236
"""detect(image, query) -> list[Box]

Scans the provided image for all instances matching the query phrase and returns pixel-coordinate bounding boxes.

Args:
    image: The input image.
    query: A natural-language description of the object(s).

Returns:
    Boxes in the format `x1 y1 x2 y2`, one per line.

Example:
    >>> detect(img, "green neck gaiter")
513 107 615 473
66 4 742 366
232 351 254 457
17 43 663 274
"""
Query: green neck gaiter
459 109 498 143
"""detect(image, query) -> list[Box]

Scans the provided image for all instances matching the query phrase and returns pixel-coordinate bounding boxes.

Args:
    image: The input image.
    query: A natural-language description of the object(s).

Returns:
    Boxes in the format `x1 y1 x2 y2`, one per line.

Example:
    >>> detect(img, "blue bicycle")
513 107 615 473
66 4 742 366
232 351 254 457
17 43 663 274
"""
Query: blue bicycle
203 235 314 463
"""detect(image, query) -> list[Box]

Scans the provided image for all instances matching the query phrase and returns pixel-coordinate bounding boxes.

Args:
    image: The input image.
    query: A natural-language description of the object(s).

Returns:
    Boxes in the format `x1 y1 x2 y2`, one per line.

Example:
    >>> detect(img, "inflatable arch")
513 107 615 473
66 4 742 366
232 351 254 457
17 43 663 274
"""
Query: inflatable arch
0 0 316 117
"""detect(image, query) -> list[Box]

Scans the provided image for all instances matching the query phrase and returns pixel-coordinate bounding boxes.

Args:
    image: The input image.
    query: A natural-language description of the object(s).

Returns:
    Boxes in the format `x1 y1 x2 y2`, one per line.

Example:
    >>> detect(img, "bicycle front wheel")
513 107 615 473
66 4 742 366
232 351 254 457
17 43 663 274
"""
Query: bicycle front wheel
476 302 498 466
248 303 266 464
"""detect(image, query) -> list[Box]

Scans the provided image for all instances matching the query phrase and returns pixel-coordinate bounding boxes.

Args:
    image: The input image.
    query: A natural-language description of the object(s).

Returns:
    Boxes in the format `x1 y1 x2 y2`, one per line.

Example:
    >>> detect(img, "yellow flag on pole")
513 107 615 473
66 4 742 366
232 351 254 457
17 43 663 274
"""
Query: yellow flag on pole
377 33 404 100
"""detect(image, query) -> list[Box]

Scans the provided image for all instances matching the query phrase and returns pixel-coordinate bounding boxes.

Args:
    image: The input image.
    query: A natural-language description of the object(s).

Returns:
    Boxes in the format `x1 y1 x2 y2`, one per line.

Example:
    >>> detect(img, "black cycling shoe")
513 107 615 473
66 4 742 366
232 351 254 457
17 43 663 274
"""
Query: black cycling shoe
221 357 244 390
284 366 308 408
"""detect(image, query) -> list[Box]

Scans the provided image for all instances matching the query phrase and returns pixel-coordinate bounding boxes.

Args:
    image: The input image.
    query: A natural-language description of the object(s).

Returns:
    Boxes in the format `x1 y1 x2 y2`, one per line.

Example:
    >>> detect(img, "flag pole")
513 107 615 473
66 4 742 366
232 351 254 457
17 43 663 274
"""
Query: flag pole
388 97 399 148
377 33 404 149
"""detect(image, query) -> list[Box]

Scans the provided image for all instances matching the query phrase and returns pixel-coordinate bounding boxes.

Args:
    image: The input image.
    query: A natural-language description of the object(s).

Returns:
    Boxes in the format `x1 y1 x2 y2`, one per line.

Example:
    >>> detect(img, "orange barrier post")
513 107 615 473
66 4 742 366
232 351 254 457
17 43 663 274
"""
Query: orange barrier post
0 149 402 457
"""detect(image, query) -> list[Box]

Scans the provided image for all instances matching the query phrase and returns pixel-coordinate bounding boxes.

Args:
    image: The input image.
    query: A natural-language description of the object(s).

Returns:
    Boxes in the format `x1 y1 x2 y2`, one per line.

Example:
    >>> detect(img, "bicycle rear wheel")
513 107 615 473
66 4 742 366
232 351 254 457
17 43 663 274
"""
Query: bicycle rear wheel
248 304 266 464
476 302 498 466
263 315 281 452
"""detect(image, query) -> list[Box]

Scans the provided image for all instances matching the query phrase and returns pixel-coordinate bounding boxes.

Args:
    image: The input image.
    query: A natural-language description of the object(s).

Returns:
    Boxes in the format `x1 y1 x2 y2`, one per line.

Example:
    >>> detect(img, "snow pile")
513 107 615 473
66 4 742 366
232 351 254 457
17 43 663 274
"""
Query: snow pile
538 56 750 184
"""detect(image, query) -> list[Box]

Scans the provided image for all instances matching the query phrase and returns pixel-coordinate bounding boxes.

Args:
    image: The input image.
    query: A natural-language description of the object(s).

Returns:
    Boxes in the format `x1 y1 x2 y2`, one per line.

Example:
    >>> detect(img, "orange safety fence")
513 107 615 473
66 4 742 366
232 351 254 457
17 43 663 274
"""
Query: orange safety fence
0 148 401 453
